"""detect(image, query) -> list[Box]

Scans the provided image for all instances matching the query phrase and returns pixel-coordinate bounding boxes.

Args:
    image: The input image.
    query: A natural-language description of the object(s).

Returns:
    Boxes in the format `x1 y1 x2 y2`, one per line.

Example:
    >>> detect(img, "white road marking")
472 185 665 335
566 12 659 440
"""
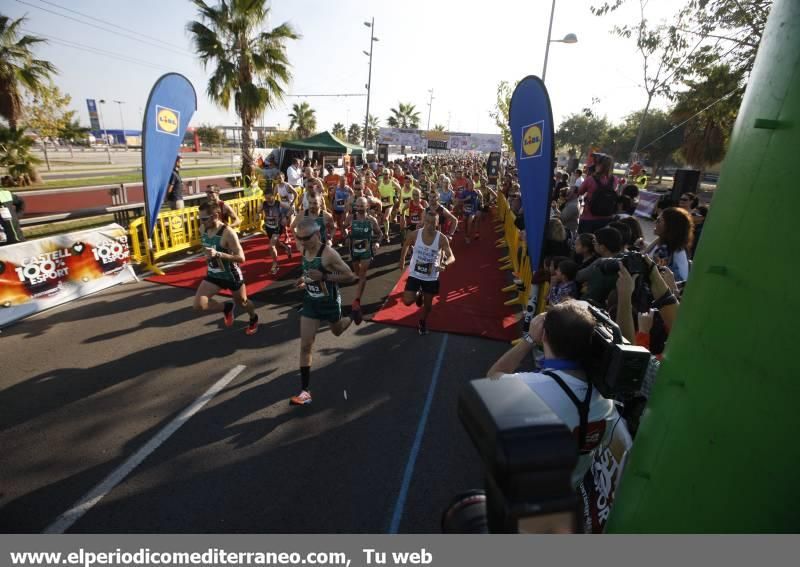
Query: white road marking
43 364 247 534
344 390 348 400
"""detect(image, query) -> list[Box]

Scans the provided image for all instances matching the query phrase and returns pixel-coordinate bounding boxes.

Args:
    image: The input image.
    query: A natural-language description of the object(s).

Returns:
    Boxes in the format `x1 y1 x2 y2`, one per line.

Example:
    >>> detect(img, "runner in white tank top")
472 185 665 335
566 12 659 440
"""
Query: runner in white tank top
399 208 456 335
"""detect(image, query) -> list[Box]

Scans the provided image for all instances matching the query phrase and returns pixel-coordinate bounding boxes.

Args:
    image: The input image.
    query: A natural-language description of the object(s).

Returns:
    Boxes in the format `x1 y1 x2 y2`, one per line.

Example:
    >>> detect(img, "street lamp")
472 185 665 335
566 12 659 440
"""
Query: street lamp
542 0 578 83
97 99 112 164
426 88 435 131
362 18 378 149
113 100 126 148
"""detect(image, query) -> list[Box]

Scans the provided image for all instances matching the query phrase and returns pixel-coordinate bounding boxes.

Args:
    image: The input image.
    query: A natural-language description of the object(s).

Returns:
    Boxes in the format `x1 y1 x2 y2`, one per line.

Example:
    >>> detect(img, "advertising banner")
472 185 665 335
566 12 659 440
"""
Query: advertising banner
0 224 134 327
141 73 197 234
377 128 502 153
86 99 101 131
508 75 555 270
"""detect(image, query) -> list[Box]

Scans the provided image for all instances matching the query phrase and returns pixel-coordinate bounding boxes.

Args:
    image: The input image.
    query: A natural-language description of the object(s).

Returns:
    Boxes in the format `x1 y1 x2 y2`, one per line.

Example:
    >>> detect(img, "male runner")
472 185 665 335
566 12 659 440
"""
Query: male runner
193 201 258 334
404 188 428 233
291 217 359 405
205 185 241 229
398 209 455 335
293 194 334 247
427 190 458 239
261 192 292 274
331 176 353 247
347 196 383 323
398 176 415 235
459 179 483 244
377 169 401 243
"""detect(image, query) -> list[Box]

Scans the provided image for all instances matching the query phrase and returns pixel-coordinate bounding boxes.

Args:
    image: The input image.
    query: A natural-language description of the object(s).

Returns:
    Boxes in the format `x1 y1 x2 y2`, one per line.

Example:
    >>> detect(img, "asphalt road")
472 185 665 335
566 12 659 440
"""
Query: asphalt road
0 224 517 533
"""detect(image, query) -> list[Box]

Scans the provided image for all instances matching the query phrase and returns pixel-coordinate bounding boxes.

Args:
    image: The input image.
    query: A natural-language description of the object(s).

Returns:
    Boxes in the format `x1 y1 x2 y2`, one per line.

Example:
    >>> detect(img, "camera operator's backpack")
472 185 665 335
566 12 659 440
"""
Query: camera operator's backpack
588 175 617 217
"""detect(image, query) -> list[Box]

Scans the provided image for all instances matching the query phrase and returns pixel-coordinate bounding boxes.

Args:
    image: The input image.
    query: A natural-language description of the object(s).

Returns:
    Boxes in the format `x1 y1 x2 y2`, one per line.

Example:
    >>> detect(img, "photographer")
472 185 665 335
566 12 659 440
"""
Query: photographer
487 301 630 486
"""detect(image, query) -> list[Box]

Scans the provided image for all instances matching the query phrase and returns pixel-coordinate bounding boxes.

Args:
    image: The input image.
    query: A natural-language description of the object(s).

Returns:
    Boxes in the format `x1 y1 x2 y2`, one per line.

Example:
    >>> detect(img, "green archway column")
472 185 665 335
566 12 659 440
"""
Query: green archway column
607 0 800 533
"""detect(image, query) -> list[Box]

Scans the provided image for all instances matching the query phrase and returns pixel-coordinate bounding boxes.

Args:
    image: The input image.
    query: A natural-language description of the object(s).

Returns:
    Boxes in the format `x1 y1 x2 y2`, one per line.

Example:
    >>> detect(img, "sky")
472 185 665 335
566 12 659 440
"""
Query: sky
5 0 686 136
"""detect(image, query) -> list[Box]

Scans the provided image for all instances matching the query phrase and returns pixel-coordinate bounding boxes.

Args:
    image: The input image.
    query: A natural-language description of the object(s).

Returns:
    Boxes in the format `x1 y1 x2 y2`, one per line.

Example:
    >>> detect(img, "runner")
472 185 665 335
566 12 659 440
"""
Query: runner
331 176 354 247
404 188 428 233
293 194 334 248
193 201 258 335
398 208 456 335
205 185 242 229
261 192 292 275
398 176 415 237
427 190 458 239
459 178 483 244
291 217 359 406
377 169 401 243
347 196 383 323
451 169 471 219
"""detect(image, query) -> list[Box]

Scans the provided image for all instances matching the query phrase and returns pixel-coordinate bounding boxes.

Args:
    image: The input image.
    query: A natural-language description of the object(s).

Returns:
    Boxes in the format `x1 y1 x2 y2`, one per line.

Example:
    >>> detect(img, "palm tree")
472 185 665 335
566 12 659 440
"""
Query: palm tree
188 0 299 180
288 102 316 138
58 117 89 158
387 102 420 154
0 15 57 130
387 102 420 128
332 122 346 139
347 123 362 145
0 126 42 185
433 124 446 132
366 114 380 150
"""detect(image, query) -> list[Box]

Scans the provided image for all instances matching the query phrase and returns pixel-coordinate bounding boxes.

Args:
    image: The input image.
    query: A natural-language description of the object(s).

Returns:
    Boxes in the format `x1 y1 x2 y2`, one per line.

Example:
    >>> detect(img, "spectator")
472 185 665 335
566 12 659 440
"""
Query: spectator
678 192 699 211
578 153 617 233
166 155 185 210
690 204 708 258
614 195 634 219
573 233 597 270
576 226 624 305
262 157 280 181
648 207 694 281
541 218 571 262
570 168 584 190
608 221 632 251
651 194 675 220
618 216 645 251
487 300 631 489
0 182 25 245
286 158 303 187
547 259 580 308
560 187 581 238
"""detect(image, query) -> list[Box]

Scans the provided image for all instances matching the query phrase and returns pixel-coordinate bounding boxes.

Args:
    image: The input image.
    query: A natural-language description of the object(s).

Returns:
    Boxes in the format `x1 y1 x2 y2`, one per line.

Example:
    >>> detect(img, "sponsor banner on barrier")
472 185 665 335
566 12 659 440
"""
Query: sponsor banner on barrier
0 224 134 327
634 190 661 219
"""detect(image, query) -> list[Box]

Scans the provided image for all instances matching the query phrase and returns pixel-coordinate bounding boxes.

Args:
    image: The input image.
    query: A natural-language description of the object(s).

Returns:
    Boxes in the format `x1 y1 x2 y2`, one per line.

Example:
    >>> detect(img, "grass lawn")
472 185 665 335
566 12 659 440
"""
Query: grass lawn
22 215 117 239
16 166 238 191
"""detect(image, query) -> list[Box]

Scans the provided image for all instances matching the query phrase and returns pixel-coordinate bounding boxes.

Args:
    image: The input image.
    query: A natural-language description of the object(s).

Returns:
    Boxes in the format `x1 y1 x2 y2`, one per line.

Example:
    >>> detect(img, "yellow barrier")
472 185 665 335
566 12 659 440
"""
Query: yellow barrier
128 194 266 275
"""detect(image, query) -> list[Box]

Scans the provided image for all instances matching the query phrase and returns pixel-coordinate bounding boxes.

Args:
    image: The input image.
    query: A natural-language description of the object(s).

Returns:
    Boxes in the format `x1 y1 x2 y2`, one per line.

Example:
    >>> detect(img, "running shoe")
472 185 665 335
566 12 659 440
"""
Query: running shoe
270 263 280 275
351 299 363 325
245 315 259 335
290 390 312 405
418 319 428 335
286 244 293 259
223 301 235 327
415 291 424 307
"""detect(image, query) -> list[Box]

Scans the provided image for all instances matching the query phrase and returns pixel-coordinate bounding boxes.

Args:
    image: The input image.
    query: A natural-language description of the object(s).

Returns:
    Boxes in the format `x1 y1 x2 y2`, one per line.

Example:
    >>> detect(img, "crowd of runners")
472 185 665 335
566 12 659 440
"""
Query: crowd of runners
192 155 498 406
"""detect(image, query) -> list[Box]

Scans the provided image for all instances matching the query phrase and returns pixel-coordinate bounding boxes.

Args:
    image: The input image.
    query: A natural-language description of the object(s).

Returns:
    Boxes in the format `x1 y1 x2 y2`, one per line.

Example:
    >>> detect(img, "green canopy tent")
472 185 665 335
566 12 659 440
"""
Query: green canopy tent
281 131 364 156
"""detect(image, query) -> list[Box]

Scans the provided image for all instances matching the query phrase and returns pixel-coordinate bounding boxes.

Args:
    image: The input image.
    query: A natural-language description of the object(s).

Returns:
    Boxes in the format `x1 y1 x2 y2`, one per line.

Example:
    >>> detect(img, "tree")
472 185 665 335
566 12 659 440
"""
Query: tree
489 81 514 154
0 15 57 130
555 112 610 162
196 123 224 152
672 64 740 170
387 102 420 128
332 122 346 139
0 126 42 185
24 83 73 171
288 102 316 138
618 109 683 181
387 103 420 154
264 130 296 147
57 118 89 158
347 123 362 145
365 114 380 150
188 0 299 181
433 124 446 132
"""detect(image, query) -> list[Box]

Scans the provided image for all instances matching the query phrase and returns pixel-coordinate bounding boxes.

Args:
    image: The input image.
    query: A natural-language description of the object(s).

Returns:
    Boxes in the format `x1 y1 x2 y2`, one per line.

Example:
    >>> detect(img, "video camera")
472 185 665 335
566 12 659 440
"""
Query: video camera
443 304 651 533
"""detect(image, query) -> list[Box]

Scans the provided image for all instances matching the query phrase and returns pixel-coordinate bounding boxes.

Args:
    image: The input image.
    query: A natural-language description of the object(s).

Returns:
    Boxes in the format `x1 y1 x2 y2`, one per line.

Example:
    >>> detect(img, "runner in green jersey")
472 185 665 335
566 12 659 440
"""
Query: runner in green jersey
290 217 359 406
193 201 258 335
346 196 383 323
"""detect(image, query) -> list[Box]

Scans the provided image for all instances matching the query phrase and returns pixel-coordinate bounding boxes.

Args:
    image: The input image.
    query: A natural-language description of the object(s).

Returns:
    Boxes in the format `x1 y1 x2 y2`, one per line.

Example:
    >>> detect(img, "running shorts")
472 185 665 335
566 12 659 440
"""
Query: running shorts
301 295 342 323
404 275 440 295
204 275 244 292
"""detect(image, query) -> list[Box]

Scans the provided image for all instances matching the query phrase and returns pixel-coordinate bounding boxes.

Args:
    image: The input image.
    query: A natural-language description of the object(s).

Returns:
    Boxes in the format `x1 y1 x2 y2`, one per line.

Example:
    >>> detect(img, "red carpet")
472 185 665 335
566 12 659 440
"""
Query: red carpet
145 234 299 296
371 214 519 341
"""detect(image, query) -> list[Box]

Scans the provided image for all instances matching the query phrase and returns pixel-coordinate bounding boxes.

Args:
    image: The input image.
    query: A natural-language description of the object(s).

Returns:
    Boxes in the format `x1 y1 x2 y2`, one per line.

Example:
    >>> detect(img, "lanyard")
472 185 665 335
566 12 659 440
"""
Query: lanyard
540 358 582 371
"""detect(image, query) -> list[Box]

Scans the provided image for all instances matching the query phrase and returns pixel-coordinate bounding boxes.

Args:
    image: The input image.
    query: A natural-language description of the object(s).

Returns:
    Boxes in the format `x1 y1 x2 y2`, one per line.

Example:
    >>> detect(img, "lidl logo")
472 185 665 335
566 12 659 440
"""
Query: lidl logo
520 121 544 159
156 105 180 136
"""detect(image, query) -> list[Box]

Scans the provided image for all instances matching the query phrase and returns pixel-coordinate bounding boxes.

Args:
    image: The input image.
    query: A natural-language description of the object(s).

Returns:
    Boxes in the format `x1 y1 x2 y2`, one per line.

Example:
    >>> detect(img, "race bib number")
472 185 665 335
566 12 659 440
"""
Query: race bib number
280 195 290 203
304 276 327 299
381 195 391 204
414 261 433 276
403 197 411 204
353 239 368 253
265 217 278 229
335 199 345 207
207 257 225 274
464 204 474 213
410 213 421 224
0 206 11 221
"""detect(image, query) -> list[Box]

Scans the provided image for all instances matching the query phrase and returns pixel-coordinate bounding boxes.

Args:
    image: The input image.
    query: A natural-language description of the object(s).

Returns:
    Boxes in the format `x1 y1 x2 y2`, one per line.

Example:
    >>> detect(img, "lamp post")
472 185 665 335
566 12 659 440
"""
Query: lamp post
113 100 126 148
542 0 578 83
362 18 378 149
98 99 112 164
426 88 434 131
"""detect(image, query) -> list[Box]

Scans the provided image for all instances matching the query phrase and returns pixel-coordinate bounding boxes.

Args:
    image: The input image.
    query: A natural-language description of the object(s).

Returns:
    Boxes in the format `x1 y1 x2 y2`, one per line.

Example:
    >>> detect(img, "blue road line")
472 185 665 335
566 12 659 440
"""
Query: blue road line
388 332 450 533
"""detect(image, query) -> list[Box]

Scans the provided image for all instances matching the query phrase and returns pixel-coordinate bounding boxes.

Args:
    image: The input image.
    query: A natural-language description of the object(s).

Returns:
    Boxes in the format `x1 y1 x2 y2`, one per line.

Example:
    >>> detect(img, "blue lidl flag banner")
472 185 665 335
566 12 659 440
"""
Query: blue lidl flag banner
86 99 101 131
141 73 197 234
508 76 554 271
